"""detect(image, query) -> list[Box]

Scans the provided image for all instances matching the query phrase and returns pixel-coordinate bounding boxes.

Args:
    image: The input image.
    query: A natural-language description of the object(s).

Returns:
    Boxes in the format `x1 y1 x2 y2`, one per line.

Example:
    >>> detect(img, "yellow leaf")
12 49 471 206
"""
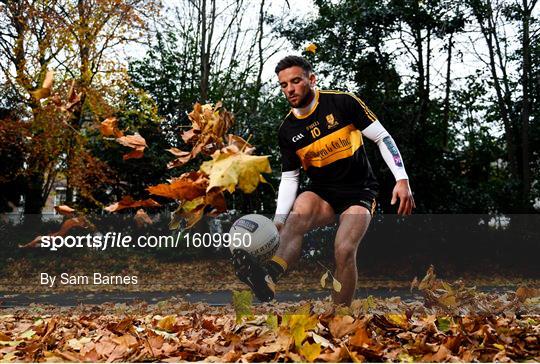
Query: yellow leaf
233 290 253 323
18 330 36 339
398 352 414 362
320 271 329 288
386 313 408 328
266 314 278 329
305 43 317 54
298 342 321 362
181 196 206 213
0 340 22 347
493 343 505 350
200 152 271 193
157 315 177 333
332 277 342 292
292 325 307 348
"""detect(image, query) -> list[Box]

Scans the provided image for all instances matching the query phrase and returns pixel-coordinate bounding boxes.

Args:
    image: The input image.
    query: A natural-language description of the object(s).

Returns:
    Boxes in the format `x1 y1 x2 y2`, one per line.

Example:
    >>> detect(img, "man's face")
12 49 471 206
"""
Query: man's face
278 66 316 108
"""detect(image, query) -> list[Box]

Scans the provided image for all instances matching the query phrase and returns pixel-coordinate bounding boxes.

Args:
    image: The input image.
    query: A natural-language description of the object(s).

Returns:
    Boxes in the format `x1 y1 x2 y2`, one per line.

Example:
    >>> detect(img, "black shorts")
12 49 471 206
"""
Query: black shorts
302 185 378 215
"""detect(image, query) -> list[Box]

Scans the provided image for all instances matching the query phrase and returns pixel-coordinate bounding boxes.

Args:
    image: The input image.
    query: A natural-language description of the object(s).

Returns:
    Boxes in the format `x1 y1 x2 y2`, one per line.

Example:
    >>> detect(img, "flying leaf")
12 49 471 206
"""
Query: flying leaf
167 148 192 169
418 265 437 290
147 172 208 201
116 133 147 160
134 209 153 227
100 117 124 138
305 43 317 54
19 216 94 248
30 70 54 100
320 271 329 288
200 151 271 193
54 205 75 216
332 277 342 292
105 196 160 212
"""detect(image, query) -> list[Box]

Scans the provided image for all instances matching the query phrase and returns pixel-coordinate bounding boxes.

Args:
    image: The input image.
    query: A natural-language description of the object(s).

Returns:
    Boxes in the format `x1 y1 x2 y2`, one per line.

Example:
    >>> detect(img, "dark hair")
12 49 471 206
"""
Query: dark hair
275 55 313 75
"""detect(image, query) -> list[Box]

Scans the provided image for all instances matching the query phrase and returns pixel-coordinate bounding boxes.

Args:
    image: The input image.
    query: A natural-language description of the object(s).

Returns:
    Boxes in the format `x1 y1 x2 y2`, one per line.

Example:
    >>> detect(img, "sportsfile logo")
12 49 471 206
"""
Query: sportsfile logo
292 133 304 142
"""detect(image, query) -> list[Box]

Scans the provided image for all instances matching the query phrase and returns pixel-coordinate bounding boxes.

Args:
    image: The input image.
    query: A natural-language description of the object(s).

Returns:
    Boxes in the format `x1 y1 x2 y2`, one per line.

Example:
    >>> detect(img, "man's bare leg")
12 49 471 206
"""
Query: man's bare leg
332 206 371 305
276 191 335 268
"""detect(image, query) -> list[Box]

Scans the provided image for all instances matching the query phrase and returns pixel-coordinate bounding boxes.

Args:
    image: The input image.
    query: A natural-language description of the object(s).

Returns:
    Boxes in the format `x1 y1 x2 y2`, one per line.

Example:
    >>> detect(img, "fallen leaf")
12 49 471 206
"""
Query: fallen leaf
298 341 321 362
233 290 253 323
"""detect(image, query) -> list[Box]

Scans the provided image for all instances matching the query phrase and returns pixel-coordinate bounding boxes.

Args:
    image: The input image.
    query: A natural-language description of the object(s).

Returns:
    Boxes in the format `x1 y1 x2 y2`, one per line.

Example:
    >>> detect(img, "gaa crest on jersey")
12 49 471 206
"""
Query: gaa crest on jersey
325 114 338 129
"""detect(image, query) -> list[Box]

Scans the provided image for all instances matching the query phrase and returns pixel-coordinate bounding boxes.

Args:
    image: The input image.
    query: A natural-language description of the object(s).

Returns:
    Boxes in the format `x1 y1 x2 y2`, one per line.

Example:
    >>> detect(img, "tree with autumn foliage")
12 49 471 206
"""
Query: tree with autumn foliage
0 0 161 217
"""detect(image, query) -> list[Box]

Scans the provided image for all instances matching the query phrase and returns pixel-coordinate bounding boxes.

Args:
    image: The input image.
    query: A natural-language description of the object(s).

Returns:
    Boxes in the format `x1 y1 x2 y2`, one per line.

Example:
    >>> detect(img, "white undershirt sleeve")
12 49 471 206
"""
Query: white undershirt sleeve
273 169 300 224
361 121 409 181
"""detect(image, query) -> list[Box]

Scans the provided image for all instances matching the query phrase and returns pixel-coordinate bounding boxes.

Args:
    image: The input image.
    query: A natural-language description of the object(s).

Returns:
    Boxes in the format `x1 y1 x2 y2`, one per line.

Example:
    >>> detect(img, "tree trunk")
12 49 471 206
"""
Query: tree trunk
443 33 453 150
520 0 532 210
199 0 209 102
251 0 265 113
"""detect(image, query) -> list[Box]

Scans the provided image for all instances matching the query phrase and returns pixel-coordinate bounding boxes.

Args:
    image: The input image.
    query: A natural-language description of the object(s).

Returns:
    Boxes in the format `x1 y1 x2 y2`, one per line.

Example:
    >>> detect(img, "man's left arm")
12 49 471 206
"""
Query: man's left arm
361 121 415 215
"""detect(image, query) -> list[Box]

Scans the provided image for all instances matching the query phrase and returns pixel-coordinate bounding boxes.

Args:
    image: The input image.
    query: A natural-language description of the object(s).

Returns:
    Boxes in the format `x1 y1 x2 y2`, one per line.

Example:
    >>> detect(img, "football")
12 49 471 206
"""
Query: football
228 214 279 262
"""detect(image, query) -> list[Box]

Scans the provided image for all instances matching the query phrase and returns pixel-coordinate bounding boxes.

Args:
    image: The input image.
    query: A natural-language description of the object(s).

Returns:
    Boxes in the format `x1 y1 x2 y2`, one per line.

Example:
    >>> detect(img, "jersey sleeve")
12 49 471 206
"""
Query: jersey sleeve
278 128 301 172
342 93 379 130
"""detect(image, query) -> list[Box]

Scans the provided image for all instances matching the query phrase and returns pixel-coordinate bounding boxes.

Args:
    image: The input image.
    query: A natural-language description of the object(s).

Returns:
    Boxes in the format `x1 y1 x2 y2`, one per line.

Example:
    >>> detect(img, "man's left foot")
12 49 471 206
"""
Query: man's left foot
231 249 275 302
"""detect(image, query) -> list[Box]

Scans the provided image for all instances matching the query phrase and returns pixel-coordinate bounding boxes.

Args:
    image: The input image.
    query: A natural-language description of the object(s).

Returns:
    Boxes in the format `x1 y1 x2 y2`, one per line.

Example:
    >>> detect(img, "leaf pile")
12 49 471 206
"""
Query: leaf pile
1 268 539 363
0 289 538 363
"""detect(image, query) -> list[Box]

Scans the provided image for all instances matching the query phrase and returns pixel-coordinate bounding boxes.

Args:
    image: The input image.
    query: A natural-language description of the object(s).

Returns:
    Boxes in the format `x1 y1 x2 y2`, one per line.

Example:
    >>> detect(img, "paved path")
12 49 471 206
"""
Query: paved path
0 286 516 308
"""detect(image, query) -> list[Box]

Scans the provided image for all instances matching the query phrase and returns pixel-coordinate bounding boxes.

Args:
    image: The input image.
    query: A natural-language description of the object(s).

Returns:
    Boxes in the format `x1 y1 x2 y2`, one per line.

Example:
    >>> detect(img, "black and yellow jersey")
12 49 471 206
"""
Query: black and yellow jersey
278 90 379 192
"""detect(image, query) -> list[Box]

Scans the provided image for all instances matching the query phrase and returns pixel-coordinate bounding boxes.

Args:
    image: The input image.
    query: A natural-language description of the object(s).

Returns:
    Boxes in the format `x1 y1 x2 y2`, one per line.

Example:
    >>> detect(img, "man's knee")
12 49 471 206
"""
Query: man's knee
334 241 358 266
287 192 330 230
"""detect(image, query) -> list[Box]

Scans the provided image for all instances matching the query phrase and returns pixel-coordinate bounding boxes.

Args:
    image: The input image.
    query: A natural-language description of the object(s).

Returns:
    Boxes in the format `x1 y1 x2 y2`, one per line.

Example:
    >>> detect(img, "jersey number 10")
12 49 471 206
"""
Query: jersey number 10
310 127 321 138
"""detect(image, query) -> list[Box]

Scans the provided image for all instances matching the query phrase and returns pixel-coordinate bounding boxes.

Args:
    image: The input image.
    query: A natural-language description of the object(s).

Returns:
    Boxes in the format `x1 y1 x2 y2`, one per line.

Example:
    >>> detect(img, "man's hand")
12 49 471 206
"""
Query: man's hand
391 179 415 215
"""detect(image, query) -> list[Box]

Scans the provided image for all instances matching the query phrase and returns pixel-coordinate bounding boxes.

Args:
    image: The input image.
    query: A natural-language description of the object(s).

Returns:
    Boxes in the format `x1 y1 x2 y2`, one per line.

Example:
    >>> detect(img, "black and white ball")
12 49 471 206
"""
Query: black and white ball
229 214 279 262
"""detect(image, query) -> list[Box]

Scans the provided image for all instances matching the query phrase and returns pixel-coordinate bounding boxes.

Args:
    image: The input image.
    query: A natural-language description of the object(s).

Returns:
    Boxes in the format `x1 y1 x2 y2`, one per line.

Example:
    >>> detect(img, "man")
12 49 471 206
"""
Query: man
233 55 414 305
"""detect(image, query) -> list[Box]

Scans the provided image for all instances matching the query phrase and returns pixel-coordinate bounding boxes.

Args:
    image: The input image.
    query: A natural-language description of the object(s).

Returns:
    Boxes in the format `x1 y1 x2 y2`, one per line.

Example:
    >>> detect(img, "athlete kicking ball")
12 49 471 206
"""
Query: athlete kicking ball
232 56 415 305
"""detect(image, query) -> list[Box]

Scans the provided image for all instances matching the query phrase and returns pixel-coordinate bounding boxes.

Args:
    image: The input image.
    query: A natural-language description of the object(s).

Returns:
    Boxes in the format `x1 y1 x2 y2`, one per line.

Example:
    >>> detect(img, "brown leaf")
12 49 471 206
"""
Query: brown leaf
54 205 75 216
147 172 208 201
328 315 360 339
19 216 94 248
515 286 540 302
116 133 147 160
167 148 192 169
134 209 153 227
30 70 54 100
105 196 160 212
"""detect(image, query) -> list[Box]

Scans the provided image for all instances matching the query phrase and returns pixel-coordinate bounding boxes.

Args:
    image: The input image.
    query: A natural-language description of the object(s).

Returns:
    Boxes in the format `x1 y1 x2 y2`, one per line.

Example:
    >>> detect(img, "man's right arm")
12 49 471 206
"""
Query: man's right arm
273 169 300 229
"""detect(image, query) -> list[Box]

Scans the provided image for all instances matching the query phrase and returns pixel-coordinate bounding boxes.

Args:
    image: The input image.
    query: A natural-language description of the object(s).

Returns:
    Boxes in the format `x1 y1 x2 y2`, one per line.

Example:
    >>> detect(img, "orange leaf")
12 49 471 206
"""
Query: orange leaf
105 196 161 212
54 205 75 216
349 323 372 347
147 172 208 201
100 117 124 137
